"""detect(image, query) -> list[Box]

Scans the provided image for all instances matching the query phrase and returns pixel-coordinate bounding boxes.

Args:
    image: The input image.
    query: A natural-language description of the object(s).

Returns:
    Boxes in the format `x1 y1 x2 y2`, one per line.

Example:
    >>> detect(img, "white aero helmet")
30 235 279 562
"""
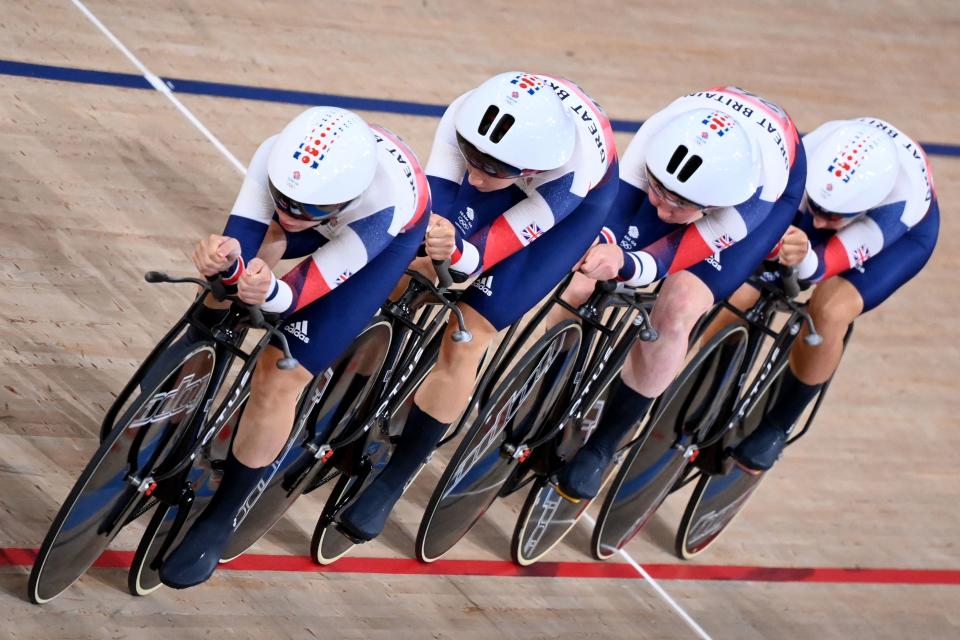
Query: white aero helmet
267 107 377 219
454 72 576 177
645 108 762 208
805 121 899 216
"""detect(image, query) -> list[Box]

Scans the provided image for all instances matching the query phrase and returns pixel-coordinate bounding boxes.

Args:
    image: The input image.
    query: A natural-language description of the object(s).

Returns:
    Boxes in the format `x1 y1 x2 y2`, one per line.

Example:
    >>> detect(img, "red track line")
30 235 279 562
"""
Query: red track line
2 548 958 585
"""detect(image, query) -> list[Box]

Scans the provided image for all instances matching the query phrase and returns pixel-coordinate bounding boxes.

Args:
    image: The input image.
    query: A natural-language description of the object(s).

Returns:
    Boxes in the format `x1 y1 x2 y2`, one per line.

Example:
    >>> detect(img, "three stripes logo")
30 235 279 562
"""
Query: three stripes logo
472 275 494 297
284 320 310 344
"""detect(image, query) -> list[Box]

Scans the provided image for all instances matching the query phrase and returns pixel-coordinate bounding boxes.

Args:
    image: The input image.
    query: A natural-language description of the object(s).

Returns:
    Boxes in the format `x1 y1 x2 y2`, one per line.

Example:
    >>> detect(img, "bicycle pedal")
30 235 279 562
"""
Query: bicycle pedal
730 457 764 477
550 479 582 504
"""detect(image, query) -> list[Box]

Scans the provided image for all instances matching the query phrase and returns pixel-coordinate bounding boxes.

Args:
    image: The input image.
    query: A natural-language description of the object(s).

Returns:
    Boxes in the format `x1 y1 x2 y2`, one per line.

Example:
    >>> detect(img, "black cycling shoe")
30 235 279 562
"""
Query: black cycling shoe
337 481 404 543
158 518 230 589
731 426 787 475
555 445 611 503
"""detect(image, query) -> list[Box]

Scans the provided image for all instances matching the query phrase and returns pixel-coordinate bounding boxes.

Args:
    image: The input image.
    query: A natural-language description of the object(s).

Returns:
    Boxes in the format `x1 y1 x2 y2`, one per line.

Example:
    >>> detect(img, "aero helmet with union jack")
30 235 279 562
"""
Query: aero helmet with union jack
267 107 377 217
645 107 762 208
804 120 899 216
454 72 576 178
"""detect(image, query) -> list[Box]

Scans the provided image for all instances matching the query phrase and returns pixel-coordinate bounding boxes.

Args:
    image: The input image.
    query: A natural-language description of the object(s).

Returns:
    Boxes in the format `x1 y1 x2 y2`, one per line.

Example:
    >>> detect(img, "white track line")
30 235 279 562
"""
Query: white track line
71 2 712 637
581 514 712 639
71 0 247 175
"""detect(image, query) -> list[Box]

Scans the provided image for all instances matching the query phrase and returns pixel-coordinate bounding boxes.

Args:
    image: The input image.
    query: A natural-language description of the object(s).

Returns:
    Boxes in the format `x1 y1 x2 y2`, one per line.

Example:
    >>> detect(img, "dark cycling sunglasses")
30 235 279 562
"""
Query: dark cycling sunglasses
645 166 707 211
455 132 540 180
268 180 351 222
806 197 862 222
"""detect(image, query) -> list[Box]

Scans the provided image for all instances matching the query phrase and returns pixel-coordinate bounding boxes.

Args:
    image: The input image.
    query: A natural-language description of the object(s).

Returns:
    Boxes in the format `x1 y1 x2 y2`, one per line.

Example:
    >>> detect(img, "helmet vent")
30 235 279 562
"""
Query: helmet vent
490 114 515 143
666 145 703 183
479 106 500 136
666 145 688 173
677 156 703 182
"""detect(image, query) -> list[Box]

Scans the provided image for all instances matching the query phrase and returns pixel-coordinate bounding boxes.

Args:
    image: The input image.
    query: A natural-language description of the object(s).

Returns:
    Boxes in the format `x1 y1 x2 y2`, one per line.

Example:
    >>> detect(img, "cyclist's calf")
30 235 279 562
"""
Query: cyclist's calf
414 304 497 424
623 271 714 397
790 277 862 385
233 344 313 467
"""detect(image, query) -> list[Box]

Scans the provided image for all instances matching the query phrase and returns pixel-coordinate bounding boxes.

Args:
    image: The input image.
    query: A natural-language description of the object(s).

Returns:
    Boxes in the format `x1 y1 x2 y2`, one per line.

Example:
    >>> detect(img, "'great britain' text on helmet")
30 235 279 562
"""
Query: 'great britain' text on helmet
645 108 762 208
455 72 576 176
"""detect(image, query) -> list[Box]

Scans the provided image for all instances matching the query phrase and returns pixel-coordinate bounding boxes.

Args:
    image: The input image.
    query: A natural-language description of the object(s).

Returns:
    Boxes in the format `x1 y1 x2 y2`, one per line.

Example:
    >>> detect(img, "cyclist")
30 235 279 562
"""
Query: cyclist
555 86 806 502
731 117 939 472
158 107 430 588
337 71 619 541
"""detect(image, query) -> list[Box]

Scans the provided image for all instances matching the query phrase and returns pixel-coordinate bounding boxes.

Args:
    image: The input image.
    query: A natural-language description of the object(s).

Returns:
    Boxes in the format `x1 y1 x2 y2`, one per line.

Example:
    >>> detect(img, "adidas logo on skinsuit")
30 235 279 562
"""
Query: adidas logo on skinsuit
284 320 310 343
472 275 494 297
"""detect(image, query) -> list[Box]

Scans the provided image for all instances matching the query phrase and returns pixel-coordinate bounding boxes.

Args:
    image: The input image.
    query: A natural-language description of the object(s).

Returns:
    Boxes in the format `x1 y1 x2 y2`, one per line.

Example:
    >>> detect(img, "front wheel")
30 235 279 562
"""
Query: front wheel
29 345 216 604
510 385 617 566
675 360 833 559
416 320 582 563
127 386 245 596
591 324 748 561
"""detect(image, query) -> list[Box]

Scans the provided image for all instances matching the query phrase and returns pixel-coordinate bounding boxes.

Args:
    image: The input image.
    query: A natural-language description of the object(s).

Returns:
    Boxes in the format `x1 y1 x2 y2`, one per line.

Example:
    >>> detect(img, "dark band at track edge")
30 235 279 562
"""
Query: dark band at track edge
2 59 959 158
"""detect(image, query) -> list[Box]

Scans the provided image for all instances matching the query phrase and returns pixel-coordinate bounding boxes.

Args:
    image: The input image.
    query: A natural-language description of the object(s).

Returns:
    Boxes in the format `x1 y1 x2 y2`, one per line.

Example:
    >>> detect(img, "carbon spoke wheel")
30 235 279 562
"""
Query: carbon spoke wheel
675 362 829 559
510 385 617 566
415 321 582 563
28 346 216 604
128 390 243 595
221 320 393 562
312 473 363 565
591 325 748 561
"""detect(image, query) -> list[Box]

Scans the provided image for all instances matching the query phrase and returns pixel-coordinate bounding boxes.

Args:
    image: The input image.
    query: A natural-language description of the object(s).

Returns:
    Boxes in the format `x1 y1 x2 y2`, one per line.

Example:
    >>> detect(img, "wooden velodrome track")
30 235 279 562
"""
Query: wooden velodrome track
1 1 958 638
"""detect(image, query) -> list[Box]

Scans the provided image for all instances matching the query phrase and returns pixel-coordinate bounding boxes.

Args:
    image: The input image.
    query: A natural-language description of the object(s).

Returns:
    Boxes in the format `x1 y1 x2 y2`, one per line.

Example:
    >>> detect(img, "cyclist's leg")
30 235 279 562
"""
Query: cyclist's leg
559 201 795 499
543 270 600 328
735 204 939 471
557 271 713 499
696 282 761 345
339 181 616 540
159 220 424 588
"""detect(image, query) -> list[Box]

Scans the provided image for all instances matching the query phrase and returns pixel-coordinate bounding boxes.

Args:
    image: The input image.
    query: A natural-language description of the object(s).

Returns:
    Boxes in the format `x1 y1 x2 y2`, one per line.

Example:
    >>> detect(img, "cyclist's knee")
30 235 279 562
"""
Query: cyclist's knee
249 347 312 406
434 304 495 374
653 272 714 338
808 278 862 332
562 272 597 308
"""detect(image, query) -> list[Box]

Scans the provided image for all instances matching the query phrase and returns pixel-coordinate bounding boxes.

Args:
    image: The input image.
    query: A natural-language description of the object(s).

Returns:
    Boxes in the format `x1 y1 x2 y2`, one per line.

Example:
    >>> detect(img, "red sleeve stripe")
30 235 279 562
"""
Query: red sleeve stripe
821 236 852 281
667 226 714 274
282 259 332 313
482 217 525 271
765 239 783 261
221 257 245 285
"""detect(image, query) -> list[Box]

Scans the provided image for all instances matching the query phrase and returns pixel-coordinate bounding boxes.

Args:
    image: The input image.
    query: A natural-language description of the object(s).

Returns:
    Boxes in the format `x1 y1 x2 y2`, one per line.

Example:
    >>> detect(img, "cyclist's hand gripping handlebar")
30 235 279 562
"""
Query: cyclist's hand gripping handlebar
144 271 300 369
776 264 823 347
